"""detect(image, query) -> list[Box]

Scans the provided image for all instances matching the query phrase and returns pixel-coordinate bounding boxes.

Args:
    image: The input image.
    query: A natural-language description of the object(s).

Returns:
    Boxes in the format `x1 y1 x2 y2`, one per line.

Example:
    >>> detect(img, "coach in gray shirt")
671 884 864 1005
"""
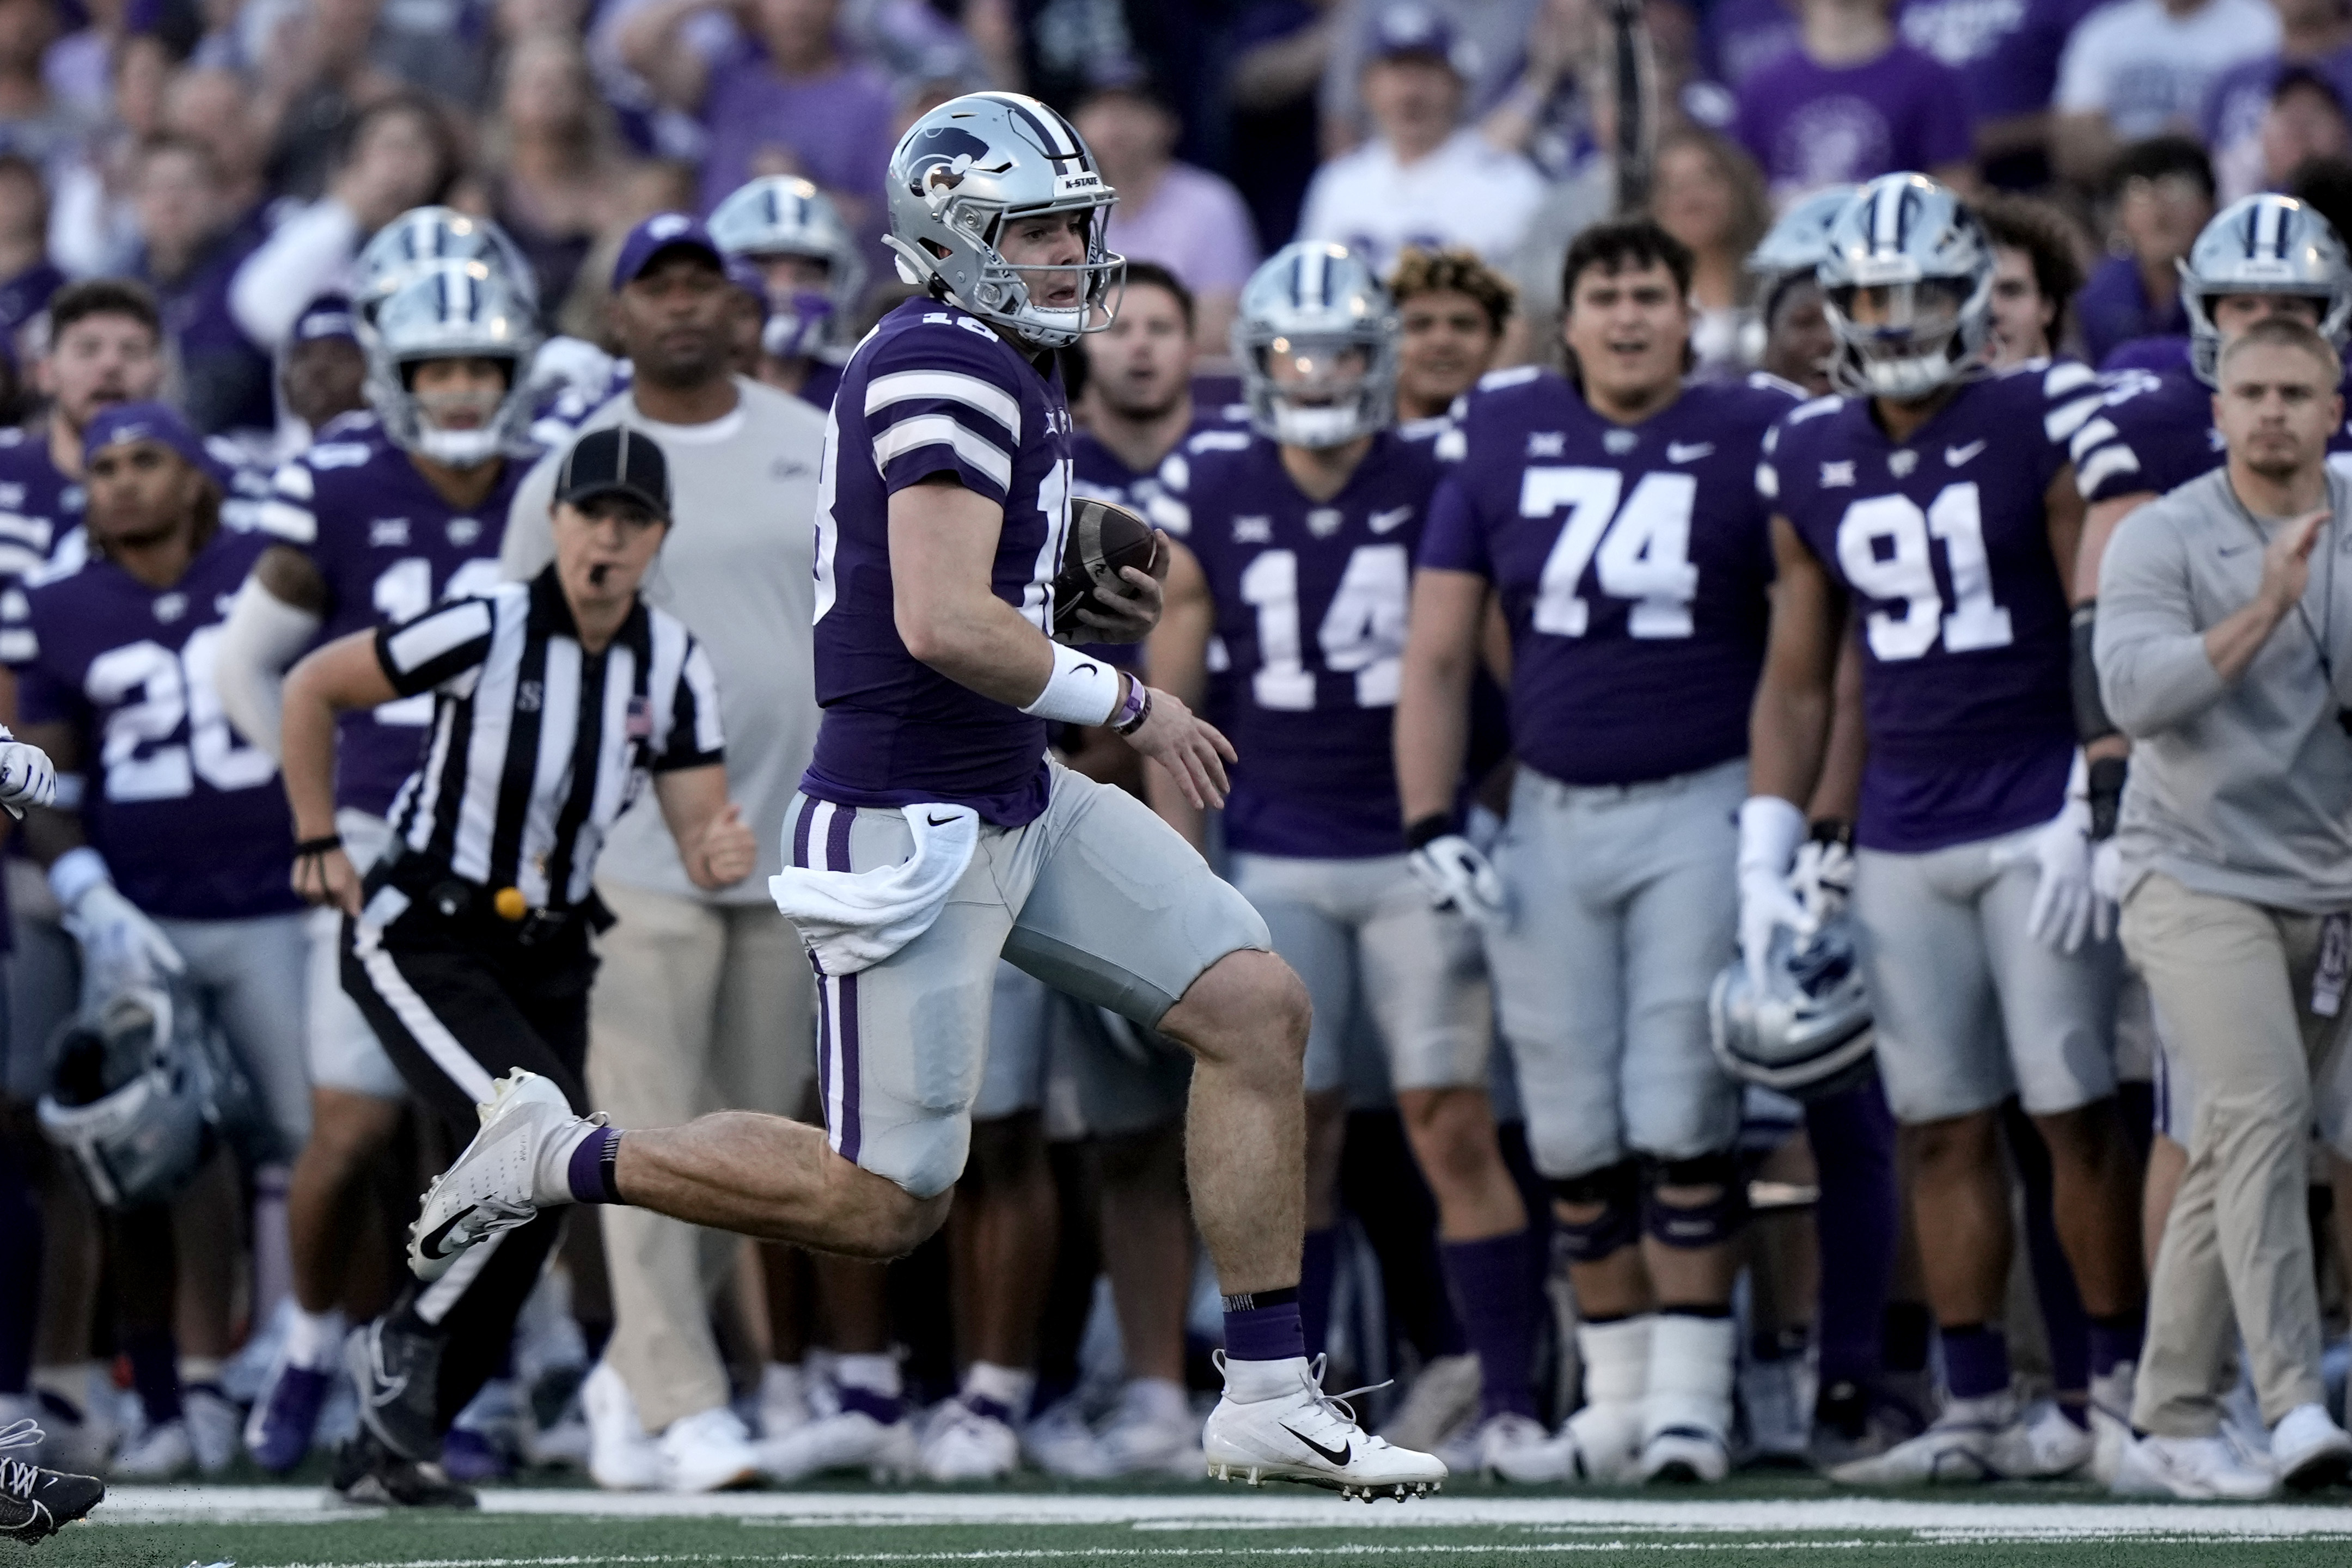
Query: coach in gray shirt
2097 315 2352 1494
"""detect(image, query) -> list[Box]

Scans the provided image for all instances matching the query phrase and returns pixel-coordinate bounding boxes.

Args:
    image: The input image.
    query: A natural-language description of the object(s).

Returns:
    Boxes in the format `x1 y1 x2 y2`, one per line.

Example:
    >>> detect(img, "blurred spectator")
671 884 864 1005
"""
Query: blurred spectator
1731 0 1972 203
228 93 458 353
0 0 93 179
1709 0 1800 92
1479 0 1599 182
2258 66 2352 194
476 30 636 309
1296 6 1544 272
163 66 270 215
131 134 272 437
618 0 895 231
2198 0 2352 203
49 28 184 275
2287 148 2352 237
1646 126 1769 373
1386 243 1511 420
1319 0 1540 153
1976 191 2088 362
2074 135 2214 365
1073 77 1257 352
0 152 59 362
43 0 122 123
1901 0 2103 186
253 0 411 200
1227 0 1339 257
2053 0 2281 187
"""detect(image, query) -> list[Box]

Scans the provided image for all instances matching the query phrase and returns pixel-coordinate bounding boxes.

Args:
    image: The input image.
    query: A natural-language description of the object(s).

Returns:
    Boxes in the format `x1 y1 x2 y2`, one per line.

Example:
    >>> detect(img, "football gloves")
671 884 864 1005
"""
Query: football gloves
1408 832 1510 933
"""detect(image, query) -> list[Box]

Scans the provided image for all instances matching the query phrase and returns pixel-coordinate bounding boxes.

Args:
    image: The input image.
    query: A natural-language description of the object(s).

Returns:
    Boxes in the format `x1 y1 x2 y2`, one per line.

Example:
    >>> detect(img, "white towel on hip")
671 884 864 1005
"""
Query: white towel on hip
767 803 980 975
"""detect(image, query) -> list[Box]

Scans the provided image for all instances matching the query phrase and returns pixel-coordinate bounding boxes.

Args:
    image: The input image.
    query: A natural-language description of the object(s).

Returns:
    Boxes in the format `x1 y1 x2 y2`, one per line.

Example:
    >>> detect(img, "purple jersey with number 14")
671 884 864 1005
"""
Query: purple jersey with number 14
804 299 1076 828
1764 360 2098 853
1421 367 1801 787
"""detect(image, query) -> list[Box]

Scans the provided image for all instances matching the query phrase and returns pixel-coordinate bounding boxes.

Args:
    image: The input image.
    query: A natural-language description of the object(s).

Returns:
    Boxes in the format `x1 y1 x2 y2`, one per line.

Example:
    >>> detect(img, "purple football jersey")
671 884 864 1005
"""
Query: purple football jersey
804 299 1077 826
256 427 523 816
1422 367 1800 788
0 426 84 581
2098 336 2191 376
1158 425 1439 857
1764 361 2099 852
2072 362 2352 504
2 526 299 920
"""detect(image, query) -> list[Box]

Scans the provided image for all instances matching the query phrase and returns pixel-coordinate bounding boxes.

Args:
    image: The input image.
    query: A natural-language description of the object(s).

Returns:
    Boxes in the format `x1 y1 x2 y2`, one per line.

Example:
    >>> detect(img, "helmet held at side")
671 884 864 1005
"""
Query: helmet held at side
364 261 543 468
1817 174 1994 401
1233 242 1401 449
1708 916 1876 1102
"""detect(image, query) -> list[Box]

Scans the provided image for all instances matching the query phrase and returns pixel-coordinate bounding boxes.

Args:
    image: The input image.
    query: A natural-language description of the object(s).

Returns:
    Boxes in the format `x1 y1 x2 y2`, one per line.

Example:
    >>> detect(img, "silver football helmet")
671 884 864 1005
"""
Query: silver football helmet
364 261 542 468
883 91 1122 348
353 206 539 329
1234 242 1400 449
1818 173 1994 400
1747 183 1858 281
1708 916 1876 1102
710 175 869 360
2181 194 2352 385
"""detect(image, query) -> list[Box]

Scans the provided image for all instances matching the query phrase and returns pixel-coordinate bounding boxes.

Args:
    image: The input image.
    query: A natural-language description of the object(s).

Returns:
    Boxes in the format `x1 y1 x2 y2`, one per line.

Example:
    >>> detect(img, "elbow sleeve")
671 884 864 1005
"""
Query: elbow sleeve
2070 602 2117 744
216 578 324 761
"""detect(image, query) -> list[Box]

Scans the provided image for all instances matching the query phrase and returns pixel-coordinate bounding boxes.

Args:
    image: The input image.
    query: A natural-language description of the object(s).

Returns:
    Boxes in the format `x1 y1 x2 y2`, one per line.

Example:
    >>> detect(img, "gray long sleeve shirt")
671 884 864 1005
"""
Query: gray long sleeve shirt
2096 465 2352 912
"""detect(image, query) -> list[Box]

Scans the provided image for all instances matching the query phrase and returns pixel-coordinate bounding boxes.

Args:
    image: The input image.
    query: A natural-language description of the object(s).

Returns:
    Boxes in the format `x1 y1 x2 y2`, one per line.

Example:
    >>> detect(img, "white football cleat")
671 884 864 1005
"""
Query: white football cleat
408 1071 596 1281
2271 1402 2352 1491
2088 1363 2135 1486
2112 1432 2278 1499
920 1400 1021 1481
1989 1398 2092 1480
581 1362 659 1492
109 1418 193 1480
658 1406 759 1493
1640 1422 1731 1483
1475 1411 1563 1483
1378 1353 1482 1454
1829 1393 2011 1485
1201 1355 1446 1502
182 1387 240 1476
757 1363 811 1440
1022 1398 1113 1479
756 1405 917 1483
1561 1399 1646 1482
1096 1381 1202 1477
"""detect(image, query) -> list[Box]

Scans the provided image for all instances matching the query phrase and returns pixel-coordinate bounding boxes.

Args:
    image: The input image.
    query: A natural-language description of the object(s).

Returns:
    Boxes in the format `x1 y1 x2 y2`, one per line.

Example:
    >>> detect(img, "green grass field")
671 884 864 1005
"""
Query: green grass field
34 1479 2352 1568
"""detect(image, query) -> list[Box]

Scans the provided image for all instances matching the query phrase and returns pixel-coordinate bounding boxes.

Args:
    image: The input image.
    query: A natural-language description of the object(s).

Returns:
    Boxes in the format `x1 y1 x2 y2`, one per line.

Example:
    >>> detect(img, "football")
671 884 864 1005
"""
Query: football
1051 494 1160 641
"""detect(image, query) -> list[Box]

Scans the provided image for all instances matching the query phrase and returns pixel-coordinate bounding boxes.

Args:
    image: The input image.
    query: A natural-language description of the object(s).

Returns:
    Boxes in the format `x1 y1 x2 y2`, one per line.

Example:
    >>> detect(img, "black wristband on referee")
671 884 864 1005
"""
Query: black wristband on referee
294 835 343 856
1405 813 1453 852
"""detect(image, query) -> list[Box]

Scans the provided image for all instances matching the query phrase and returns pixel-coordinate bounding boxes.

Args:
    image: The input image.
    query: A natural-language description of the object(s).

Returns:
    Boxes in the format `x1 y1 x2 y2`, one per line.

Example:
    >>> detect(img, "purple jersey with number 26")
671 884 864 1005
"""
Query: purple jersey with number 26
804 299 1076 828
1764 360 2097 853
1421 367 1800 788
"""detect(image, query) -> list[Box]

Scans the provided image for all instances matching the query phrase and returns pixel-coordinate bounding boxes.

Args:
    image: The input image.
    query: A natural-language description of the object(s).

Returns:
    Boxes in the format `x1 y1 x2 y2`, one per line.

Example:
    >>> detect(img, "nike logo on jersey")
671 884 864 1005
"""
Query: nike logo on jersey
1283 1424 1352 1466
1526 432 1566 457
417 1206 475 1261
1946 440 1987 467
1369 505 1414 534
1667 442 1714 463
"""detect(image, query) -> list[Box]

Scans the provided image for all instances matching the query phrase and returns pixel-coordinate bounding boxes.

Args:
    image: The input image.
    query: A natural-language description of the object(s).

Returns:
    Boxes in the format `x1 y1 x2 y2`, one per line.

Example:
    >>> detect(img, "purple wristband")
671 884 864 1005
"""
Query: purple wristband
1111 675 1151 736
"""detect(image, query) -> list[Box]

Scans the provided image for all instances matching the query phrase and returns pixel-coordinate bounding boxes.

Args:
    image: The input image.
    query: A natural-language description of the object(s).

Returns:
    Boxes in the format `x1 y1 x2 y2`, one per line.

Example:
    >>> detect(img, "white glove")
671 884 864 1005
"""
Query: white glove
0 726 53 812
1788 835 1855 926
2090 838 2127 938
1409 832 1511 933
1737 796 1812 986
51 848 183 994
1991 774 2108 955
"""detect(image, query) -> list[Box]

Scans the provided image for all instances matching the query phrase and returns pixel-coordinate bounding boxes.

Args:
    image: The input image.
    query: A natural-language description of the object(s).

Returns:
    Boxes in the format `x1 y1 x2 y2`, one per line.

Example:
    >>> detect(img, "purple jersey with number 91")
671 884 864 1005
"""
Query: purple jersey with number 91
1157 425 1441 857
1421 367 1801 787
1764 360 2098 853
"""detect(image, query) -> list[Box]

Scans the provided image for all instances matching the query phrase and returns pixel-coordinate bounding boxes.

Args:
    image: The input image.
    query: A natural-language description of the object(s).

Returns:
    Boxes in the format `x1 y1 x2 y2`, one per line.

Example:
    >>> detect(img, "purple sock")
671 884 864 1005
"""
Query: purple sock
1941 1324 2011 1401
1223 1284 1305 1363
1299 1228 1338 1359
2090 1310 2145 1380
1440 1230 1537 1419
124 1327 181 1426
836 1382 903 1422
566 1127 626 1205
1804 1083 1899 1392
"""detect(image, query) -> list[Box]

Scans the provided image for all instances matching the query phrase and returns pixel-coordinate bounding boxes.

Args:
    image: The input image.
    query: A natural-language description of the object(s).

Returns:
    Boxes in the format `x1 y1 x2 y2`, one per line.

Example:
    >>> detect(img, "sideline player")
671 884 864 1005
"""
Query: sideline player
1151 240 1535 1472
1390 248 1514 425
1743 174 2146 1483
212 261 539 1472
399 90 1446 1499
708 176 865 409
1397 219 1800 1483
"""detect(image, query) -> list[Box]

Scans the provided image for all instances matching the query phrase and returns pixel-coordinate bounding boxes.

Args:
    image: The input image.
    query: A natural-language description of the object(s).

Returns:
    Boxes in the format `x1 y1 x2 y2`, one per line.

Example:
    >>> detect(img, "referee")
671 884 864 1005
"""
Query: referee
276 427 757 1506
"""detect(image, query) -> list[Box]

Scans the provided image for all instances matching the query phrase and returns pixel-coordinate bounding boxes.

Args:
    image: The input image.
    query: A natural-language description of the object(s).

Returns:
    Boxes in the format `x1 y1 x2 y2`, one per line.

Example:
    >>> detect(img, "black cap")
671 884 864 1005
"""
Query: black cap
555 427 670 518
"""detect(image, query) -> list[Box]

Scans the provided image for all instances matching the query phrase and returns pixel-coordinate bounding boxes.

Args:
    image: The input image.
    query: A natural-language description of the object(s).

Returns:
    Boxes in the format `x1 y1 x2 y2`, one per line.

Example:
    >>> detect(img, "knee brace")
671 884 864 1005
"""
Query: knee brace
1549 1157 1641 1263
1642 1150 1747 1250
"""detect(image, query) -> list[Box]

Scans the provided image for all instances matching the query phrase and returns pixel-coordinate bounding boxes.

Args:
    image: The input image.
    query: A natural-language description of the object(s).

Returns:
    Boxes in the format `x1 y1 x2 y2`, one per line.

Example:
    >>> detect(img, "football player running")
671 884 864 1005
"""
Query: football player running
1397 218 1801 1483
212 260 539 1475
1746 174 2146 1484
399 91 1447 1500
707 175 866 410
1150 241 1535 1474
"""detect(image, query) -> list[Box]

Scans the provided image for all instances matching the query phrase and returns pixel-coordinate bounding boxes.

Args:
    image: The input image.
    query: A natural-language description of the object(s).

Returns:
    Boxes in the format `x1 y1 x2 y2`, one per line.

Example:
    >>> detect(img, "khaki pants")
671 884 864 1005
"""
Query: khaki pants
2122 872 2352 1435
589 881 816 1431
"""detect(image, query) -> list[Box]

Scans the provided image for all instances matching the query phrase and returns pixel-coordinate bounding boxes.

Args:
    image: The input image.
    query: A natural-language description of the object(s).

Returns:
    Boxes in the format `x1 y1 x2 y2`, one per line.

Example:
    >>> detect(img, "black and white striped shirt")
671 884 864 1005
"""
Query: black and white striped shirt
375 567 724 910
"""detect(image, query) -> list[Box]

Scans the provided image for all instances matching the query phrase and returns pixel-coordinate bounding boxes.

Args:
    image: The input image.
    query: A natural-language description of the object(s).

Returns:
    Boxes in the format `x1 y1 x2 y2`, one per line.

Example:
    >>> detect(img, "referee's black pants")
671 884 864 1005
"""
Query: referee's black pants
342 892 599 1436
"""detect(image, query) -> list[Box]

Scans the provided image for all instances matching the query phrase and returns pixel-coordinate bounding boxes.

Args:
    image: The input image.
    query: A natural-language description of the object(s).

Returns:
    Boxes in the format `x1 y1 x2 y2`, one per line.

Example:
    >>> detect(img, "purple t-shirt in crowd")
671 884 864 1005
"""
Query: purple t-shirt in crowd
694 49 896 230
1105 163 1262 298
256 426 524 816
1158 424 1441 859
1902 0 2103 119
1734 43 1974 196
1421 367 1798 789
1762 361 2098 852
5 525 300 921
1707 0 1802 90
2074 254 2191 370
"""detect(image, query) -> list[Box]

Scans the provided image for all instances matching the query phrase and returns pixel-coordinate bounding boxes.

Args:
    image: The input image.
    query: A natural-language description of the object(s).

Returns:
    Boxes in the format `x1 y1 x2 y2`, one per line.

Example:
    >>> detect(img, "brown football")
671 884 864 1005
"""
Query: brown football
1052 495 1159 641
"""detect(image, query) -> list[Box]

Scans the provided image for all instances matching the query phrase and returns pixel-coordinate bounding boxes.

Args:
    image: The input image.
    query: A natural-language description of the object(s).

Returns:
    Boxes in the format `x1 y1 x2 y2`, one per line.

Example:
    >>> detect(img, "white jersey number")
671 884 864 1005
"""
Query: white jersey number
1520 467 1699 639
86 627 277 804
1834 482 2014 662
1237 543 1410 710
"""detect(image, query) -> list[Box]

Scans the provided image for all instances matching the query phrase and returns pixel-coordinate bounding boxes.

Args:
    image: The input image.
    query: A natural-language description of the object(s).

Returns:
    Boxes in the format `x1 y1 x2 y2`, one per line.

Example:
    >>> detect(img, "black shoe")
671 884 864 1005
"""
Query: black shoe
0 1420 105 1543
329 1431 477 1509
346 1314 447 1463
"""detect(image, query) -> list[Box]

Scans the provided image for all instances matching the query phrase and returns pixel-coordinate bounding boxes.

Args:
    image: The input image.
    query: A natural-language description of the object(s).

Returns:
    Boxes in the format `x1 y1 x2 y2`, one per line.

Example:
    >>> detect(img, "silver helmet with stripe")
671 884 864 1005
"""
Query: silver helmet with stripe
365 261 542 468
883 91 1122 349
353 206 539 330
1747 183 1858 282
2182 194 2352 385
1817 173 1994 400
1234 241 1400 448
710 175 869 359
1708 916 1876 1102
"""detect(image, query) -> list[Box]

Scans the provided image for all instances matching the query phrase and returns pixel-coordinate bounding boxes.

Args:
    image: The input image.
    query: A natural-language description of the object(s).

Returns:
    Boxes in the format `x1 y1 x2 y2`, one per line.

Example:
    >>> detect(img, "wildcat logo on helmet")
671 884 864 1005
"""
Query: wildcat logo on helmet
903 124 1000 200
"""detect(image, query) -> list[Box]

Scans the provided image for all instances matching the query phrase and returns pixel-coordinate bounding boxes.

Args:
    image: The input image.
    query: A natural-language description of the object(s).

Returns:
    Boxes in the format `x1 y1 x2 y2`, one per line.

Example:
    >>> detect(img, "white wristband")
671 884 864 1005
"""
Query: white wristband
1018 642 1124 727
48 844 110 909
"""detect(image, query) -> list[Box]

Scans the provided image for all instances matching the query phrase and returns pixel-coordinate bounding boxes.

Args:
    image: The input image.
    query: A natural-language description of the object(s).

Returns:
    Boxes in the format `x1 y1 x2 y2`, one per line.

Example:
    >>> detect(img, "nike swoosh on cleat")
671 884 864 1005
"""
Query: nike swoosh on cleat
418 1205 476 1261
1282 1424 1352 1466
